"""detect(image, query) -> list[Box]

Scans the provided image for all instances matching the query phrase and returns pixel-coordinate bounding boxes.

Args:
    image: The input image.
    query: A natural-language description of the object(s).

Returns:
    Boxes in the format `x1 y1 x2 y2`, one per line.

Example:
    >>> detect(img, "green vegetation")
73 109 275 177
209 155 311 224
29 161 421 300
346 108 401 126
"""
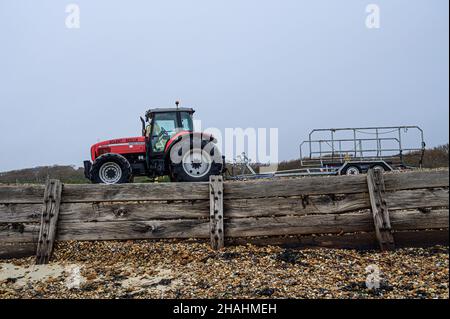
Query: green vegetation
404 143 449 168
0 165 87 184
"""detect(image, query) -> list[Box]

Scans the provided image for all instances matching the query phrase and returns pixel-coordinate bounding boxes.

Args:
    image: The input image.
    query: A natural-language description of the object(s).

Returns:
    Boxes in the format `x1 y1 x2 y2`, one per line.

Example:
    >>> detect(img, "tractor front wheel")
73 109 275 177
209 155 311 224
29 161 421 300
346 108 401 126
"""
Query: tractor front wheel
90 153 132 184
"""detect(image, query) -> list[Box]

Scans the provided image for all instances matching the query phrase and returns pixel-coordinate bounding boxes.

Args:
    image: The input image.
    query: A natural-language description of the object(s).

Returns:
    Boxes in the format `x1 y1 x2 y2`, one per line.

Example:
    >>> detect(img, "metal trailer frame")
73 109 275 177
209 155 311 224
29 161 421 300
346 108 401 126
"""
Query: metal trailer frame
229 126 426 180
299 126 425 169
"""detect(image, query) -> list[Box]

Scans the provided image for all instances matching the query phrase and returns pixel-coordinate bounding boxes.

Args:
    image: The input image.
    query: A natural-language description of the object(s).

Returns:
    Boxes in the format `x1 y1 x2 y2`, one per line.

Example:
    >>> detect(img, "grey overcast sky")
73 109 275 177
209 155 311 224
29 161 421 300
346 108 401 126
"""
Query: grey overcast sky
0 0 448 171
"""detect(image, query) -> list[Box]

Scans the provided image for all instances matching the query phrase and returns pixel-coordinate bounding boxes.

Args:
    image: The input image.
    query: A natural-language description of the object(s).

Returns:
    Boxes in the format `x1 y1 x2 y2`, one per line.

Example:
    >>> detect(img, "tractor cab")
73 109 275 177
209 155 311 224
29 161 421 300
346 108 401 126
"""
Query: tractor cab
141 107 195 154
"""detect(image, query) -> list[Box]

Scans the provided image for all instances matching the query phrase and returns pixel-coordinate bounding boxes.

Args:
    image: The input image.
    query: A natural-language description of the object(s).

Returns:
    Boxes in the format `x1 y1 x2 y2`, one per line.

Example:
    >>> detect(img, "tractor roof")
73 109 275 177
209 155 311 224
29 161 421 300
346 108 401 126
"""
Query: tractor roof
145 107 194 119
147 107 194 114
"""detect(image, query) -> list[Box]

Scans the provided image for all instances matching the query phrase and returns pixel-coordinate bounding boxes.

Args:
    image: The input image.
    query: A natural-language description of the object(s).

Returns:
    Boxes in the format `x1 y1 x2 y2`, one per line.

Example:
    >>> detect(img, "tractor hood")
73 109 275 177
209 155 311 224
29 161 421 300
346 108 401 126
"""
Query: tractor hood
90 136 146 161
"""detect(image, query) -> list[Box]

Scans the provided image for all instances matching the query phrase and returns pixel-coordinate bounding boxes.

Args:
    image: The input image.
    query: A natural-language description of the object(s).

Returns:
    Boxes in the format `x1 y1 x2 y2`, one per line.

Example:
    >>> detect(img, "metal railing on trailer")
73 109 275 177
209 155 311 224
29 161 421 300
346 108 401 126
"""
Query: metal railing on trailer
299 126 425 173
229 126 425 180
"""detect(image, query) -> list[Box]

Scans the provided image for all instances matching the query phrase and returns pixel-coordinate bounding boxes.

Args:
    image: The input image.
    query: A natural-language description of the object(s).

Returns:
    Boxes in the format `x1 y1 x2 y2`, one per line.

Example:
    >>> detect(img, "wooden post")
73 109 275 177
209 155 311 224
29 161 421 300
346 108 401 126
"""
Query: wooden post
36 179 62 264
367 169 395 251
209 175 224 250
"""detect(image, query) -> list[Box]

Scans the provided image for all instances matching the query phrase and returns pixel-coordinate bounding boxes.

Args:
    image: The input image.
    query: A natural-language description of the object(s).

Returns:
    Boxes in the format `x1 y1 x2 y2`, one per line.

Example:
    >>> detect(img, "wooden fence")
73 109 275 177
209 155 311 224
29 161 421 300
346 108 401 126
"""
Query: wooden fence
0 169 448 263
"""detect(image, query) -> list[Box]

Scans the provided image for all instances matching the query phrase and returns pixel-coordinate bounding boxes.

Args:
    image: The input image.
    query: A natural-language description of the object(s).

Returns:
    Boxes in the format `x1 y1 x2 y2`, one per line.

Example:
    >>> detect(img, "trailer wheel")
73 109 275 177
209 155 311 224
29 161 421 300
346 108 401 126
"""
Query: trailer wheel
372 165 386 172
90 153 132 184
342 165 361 175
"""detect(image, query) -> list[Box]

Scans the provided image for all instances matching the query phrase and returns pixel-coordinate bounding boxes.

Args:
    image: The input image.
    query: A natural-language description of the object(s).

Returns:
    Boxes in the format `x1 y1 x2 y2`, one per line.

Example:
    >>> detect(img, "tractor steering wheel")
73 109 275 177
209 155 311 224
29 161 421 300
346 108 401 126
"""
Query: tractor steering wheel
158 127 170 140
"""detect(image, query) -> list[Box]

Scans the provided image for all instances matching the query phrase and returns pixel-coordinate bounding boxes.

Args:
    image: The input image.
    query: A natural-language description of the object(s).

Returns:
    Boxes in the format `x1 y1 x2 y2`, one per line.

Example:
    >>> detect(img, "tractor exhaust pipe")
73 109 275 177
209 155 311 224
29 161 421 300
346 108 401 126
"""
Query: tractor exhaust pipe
140 116 146 136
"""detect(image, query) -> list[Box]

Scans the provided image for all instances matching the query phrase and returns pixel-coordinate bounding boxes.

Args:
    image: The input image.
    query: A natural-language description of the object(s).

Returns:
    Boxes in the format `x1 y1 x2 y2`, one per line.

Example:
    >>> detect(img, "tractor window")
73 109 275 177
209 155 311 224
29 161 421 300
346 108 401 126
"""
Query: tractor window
151 113 178 152
180 112 193 131
155 120 176 134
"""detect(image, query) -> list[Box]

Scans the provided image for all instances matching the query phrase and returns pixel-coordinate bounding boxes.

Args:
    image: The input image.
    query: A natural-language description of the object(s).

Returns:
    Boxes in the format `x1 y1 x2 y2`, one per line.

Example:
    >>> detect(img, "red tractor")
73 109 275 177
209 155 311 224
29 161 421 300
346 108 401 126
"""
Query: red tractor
84 104 224 184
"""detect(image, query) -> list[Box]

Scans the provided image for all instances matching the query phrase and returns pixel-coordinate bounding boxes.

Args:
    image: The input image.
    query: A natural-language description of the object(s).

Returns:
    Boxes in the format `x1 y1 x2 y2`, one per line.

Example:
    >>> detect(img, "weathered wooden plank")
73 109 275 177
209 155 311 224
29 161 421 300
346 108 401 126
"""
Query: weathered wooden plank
0 185 45 204
0 203 43 223
224 169 449 199
0 201 209 223
59 200 209 222
385 188 449 211
36 179 63 264
60 183 209 203
0 243 36 259
2 209 447 243
224 175 368 199
224 194 368 218
209 176 224 250
390 209 449 230
1 170 446 204
0 188 446 223
227 229 449 249
224 209 448 237
367 169 395 251
225 213 374 237
383 170 449 191
56 219 209 241
0 182 208 204
0 222 40 243
223 188 449 218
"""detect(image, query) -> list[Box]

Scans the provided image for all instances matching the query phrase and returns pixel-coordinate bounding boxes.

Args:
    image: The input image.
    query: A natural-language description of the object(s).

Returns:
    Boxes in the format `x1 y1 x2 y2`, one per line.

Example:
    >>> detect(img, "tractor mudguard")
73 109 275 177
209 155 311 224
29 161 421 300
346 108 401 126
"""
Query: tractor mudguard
83 160 92 179
164 131 215 154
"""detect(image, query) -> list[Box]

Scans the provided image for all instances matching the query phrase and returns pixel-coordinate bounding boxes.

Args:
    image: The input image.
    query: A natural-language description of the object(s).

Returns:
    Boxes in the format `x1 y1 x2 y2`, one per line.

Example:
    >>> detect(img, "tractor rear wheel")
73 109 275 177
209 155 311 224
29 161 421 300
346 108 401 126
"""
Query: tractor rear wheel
90 153 132 184
169 139 223 182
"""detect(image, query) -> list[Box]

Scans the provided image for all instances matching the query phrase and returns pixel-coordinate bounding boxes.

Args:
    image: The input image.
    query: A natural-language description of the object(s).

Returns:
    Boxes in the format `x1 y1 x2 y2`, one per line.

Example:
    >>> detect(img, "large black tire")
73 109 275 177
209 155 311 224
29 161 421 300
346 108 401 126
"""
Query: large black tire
169 139 223 182
90 153 132 184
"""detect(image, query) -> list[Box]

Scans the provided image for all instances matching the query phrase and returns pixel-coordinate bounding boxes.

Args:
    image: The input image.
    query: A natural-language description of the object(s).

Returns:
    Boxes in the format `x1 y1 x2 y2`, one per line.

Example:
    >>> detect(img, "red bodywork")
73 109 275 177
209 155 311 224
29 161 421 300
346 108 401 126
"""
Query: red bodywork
90 137 146 161
90 131 204 161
